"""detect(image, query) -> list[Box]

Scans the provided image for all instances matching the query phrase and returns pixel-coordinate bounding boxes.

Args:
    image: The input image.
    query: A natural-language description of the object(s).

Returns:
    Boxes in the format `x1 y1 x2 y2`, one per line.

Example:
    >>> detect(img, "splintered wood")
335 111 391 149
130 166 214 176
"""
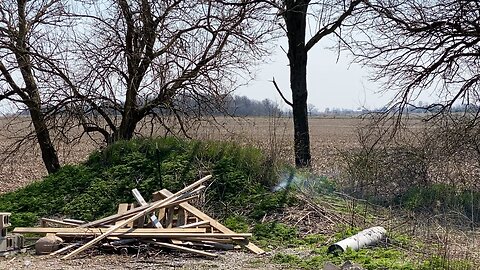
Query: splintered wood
13 175 265 259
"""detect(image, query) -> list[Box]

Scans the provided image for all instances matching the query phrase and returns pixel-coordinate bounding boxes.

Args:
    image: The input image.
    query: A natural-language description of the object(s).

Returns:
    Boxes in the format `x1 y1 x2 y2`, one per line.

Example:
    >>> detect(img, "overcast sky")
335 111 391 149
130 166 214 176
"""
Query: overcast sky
237 38 394 112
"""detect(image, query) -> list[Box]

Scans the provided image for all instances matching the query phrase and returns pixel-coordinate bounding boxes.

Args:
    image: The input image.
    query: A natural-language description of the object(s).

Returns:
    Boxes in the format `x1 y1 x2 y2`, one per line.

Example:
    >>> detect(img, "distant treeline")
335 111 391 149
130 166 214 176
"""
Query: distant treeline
16 95 475 118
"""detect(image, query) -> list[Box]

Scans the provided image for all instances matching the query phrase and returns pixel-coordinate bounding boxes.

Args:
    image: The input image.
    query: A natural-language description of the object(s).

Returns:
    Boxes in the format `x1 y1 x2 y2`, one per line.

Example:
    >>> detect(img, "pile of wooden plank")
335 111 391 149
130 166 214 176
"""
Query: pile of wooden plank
13 175 264 259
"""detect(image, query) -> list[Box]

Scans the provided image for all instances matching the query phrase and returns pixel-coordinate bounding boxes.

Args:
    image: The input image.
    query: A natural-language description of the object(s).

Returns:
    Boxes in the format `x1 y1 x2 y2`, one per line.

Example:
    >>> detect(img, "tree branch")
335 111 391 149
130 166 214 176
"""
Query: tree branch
271 77 293 107
305 0 363 52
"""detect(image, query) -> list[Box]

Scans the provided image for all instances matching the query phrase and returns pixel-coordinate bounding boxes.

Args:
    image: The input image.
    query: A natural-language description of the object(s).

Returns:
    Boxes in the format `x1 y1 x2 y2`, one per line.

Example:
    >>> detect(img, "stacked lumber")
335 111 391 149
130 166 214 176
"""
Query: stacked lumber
13 175 265 259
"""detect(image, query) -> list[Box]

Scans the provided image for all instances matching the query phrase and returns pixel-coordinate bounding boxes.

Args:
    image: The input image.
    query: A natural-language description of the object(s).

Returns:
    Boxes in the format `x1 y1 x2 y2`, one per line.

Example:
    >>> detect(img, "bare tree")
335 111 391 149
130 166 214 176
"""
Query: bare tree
273 0 363 168
0 0 74 173
67 0 275 144
350 0 480 119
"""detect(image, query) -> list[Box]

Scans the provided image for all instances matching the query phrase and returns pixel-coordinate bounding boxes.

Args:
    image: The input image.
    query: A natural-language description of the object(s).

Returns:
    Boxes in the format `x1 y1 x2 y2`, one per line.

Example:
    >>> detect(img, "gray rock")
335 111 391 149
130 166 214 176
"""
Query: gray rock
35 235 63 255
341 261 364 270
323 261 341 270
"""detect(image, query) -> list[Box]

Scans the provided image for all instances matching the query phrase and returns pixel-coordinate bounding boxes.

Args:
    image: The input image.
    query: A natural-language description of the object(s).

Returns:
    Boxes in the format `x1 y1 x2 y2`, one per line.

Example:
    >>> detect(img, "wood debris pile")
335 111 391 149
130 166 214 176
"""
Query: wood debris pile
13 175 264 259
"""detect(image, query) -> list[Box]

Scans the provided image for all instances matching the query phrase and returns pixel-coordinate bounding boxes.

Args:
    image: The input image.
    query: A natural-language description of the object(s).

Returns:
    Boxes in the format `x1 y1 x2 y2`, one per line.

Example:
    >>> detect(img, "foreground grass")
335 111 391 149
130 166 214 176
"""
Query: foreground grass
247 190 477 270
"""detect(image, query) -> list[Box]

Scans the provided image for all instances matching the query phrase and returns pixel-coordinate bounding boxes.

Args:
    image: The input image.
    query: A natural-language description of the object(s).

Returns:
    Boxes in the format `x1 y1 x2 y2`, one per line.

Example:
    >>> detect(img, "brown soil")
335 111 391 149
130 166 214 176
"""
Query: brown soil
0 251 284 270
0 116 362 194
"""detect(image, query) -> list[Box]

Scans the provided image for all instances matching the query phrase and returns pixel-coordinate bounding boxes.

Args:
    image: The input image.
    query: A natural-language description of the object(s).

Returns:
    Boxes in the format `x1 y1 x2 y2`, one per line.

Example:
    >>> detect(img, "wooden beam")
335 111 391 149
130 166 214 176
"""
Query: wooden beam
49 242 83 256
40 218 79 227
132 188 162 228
80 204 148 228
114 204 129 227
13 227 206 234
56 232 249 239
146 240 217 258
80 194 199 228
127 204 136 228
179 220 210 228
158 189 265 255
62 175 212 259
63 219 86 225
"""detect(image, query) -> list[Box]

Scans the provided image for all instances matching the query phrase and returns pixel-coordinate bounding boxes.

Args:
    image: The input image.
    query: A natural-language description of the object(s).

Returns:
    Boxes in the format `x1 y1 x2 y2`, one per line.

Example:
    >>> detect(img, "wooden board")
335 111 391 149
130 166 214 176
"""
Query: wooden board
40 218 79 227
115 204 129 227
157 189 265 255
81 194 200 228
146 240 217 257
132 188 162 228
55 232 250 238
179 220 210 228
62 175 212 259
13 227 207 234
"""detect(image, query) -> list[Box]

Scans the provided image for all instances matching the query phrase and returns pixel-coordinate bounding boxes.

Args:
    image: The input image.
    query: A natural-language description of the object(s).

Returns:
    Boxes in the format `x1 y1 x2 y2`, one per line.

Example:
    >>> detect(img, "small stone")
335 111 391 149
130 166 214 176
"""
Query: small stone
35 235 63 255
341 260 364 270
324 261 341 270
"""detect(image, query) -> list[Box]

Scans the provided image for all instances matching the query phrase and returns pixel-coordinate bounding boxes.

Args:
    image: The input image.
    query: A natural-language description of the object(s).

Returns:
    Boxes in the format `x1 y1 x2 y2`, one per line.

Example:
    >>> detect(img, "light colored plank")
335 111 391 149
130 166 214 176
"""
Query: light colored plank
158 208 166 224
132 188 162 228
62 175 212 259
165 207 174 228
13 227 206 234
81 194 199 228
49 242 83 256
158 189 265 255
115 204 129 227
40 218 78 227
56 232 247 238
62 219 86 225
147 241 217 258
179 220 210 228
127 204 136 228
80 204 148 228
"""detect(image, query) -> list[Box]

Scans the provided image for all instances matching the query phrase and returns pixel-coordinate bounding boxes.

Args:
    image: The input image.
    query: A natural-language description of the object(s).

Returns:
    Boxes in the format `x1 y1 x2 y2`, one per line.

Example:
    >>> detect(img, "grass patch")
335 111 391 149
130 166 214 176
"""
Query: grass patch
397 183 480 222
273 247 473 270
0 137 287 227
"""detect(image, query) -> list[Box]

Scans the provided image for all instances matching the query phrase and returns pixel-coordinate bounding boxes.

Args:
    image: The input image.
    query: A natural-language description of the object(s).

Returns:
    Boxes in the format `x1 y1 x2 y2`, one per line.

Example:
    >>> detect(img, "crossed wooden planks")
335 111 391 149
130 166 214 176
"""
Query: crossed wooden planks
62 175 212 259
155 189 265 255
17 175 265 259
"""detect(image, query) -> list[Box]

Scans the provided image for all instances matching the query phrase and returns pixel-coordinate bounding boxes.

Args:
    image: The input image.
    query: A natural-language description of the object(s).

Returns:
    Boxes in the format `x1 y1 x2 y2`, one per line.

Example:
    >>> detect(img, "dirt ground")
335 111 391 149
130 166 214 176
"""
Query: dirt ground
0 251 285 270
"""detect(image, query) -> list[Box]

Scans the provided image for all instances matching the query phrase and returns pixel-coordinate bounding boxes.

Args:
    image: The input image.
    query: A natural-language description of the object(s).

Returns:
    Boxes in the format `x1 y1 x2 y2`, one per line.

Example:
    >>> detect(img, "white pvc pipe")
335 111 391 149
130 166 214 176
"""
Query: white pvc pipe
328 226 387 253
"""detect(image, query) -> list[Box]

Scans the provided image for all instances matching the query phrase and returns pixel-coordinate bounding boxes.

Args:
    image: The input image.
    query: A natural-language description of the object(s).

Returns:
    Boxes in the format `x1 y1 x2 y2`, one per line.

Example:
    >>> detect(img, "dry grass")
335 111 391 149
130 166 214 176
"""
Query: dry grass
0 116 362 194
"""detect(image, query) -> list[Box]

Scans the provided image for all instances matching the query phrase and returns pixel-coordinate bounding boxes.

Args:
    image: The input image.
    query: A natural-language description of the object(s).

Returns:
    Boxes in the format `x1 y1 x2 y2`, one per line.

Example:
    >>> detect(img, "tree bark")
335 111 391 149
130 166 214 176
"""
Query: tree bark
13 0 61 174
285 0 311 168
114 112 139 143
29 106 61 174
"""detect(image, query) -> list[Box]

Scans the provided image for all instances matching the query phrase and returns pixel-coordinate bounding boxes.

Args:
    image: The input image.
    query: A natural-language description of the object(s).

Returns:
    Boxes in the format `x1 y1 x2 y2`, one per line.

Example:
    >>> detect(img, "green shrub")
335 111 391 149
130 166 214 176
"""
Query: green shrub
397 184 480 222
0 137 282 227
224 216 249 233
253 222 300 247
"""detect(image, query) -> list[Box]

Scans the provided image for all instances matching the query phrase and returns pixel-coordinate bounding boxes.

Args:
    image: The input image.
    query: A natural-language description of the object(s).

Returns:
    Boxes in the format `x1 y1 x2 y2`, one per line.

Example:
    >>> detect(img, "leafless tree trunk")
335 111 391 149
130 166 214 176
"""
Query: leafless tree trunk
274 0 363 168
0 0 72 173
